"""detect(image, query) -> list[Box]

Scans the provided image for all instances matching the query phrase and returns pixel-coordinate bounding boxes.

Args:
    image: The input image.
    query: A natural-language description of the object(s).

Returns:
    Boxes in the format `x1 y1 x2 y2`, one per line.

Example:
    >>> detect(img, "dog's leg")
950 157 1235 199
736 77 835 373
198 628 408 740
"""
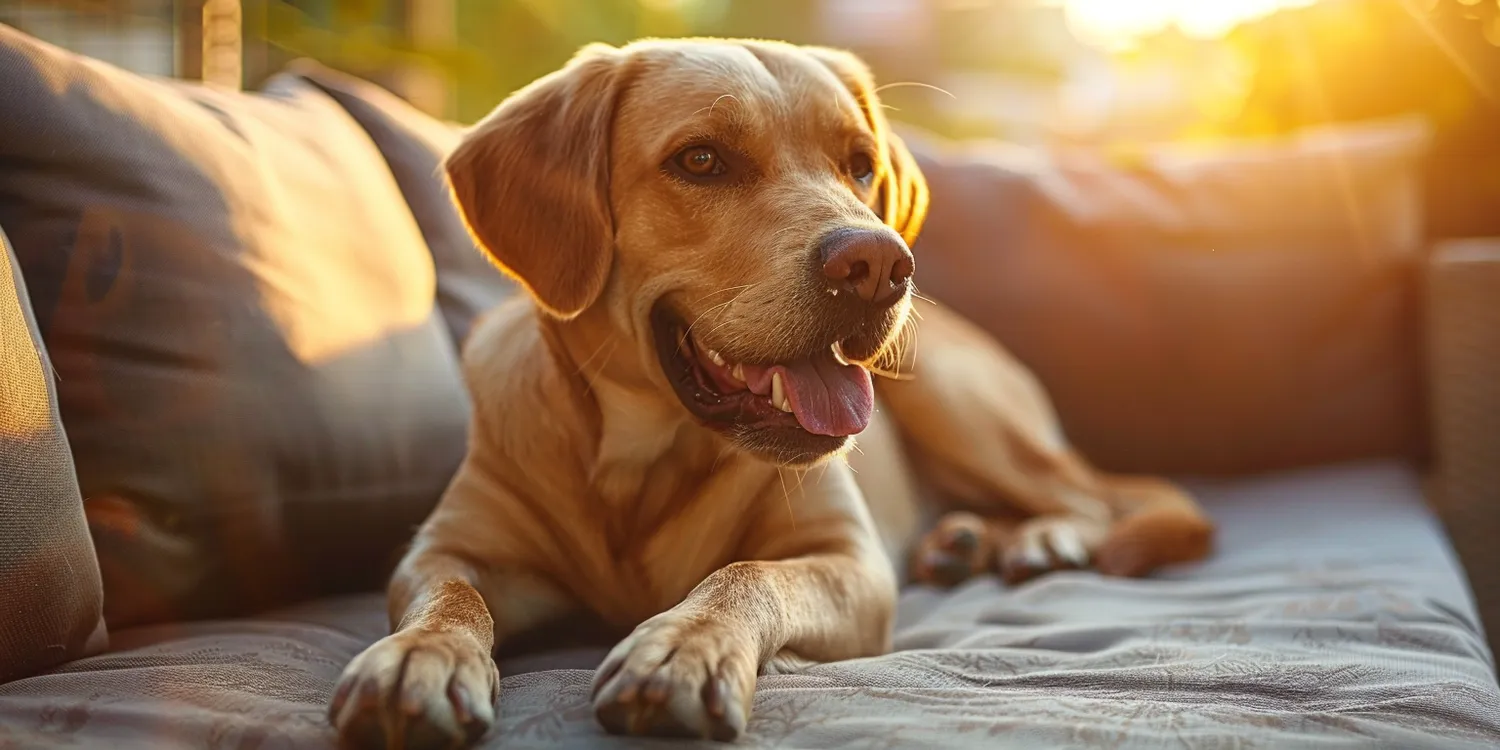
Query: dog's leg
1093 474 1215 578
909 473 1214 586
329 550 497 750
328 471 576 750
877 299 1213 586
591 464 895 742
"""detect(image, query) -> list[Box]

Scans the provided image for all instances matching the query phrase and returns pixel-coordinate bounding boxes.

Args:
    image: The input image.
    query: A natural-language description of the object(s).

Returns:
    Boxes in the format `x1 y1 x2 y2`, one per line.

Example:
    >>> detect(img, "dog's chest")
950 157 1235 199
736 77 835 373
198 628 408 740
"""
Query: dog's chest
574 451 775 627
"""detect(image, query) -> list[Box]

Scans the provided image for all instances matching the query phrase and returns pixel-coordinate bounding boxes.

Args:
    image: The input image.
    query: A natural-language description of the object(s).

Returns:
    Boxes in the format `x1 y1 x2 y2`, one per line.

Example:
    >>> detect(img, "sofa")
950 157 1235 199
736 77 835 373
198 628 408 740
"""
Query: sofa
2 24 1499 749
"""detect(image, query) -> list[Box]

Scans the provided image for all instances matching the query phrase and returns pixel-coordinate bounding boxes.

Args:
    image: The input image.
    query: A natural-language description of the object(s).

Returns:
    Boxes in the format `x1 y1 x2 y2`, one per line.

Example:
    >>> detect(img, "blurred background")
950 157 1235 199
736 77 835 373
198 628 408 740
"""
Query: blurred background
3 0 1499 235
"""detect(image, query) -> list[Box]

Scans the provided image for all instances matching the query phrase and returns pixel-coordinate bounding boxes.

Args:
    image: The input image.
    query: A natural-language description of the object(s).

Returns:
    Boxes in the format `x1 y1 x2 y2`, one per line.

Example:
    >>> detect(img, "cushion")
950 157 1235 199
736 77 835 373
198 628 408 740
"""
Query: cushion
0 26 470 628
0 461 1494 748
904 120 1430 475
287 60 518 347
0 225 107 683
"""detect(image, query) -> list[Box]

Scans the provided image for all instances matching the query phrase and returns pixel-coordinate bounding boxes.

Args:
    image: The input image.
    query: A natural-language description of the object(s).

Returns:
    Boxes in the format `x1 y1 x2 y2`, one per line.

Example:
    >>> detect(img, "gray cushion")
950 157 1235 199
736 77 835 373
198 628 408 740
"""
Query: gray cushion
0 26 470 627
0 461 1494 748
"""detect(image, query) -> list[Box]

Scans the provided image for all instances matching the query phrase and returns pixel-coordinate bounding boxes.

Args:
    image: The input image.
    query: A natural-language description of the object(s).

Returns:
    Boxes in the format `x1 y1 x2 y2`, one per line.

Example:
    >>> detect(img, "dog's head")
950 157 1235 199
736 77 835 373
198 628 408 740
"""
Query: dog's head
446 39 928 466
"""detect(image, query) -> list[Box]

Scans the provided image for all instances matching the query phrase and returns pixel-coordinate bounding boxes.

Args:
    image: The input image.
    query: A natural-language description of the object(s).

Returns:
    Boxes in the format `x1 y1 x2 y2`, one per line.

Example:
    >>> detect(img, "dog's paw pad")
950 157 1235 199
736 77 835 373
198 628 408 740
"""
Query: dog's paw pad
910 512 996 588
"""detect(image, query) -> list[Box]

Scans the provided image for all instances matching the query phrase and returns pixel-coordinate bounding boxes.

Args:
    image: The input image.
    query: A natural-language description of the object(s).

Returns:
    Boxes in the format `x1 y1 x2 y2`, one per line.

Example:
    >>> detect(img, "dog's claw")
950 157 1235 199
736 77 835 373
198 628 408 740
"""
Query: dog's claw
910 512 996 588
1000 516 1106 584
592 615 753 742
329 630 498 750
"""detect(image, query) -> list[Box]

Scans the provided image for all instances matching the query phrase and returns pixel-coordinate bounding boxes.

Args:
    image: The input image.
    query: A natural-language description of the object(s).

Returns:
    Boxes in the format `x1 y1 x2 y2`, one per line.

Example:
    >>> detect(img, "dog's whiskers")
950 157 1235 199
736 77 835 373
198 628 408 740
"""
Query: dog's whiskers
685 285 755 341
776 468 797 529
689 284 754 306
790 465 810 499
711 443 736 474
695 93 740 118
574 335 620 377
698 284 760 344
871 81 956 99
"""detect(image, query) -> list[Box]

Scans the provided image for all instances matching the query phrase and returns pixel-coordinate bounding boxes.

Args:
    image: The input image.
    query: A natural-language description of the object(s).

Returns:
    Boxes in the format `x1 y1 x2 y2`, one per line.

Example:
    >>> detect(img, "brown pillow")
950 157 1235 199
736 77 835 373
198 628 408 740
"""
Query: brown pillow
905 120 1428 475
0 27 471 627
0 226 107 682
287 60 518 346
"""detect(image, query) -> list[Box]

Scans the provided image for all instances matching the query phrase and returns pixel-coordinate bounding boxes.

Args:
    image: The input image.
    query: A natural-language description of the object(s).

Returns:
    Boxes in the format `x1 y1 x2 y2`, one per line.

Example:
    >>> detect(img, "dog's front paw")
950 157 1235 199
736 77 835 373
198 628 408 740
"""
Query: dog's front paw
591 614 756 742
329 629 499 750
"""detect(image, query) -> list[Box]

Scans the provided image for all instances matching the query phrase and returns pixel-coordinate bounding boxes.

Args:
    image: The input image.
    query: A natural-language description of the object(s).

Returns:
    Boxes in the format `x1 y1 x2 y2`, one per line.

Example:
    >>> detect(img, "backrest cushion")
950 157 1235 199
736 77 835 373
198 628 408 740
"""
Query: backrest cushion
0 225 107 681
287 60 517 346
0 25 471 627
906 120 1428 475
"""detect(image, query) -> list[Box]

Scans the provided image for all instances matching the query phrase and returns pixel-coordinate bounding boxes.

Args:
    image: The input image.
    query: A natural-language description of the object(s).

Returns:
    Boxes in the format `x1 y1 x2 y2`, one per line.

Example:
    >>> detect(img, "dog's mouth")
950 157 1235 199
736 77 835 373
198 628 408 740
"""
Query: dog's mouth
652 306 874 451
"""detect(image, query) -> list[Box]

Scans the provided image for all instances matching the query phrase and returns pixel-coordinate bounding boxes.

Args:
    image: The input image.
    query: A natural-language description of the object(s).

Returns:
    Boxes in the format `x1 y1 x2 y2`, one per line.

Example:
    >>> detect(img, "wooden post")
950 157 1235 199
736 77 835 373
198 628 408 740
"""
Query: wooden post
201 0 242 90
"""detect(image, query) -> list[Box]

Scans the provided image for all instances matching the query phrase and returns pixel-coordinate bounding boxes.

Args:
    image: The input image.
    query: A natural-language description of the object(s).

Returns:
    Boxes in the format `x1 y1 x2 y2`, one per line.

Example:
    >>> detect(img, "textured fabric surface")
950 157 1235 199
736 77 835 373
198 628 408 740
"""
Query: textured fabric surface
0 226 107 684
0 461 1494 748
287 60 518 347
0 26 469 628
1426 240 1500 667
904 120 1429 476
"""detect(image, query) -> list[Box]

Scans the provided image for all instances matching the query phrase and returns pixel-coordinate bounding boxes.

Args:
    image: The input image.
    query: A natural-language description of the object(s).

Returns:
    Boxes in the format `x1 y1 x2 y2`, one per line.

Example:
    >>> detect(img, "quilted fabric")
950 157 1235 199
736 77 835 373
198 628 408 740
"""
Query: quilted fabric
0 462 1494 749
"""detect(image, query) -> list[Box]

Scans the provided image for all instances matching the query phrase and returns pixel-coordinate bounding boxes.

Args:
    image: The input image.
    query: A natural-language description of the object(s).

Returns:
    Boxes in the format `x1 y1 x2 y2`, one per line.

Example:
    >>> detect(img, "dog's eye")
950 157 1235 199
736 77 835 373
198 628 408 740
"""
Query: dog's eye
673 146 726 179
849 153 875 184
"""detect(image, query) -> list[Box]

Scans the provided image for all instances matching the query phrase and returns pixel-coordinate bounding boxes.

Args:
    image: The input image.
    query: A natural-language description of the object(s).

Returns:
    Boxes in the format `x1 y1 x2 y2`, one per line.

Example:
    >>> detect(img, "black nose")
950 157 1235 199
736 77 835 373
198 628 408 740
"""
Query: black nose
818 228 914 307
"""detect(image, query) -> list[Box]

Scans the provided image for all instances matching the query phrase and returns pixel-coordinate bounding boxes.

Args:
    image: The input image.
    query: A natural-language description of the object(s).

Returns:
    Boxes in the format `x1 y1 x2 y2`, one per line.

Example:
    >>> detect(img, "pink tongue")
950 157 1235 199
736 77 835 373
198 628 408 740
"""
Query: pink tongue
743 351 874 437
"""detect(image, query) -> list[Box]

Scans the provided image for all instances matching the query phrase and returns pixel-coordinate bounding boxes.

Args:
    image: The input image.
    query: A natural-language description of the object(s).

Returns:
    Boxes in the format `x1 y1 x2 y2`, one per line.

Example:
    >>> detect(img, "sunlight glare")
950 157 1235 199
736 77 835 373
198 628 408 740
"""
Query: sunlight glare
1057 0 1320 45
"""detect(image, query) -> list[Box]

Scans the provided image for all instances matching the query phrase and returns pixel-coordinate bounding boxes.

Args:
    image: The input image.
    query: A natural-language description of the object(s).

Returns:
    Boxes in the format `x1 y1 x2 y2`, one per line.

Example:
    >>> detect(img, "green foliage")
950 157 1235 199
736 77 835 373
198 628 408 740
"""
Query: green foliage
249 0 1060 136
250 0 809 122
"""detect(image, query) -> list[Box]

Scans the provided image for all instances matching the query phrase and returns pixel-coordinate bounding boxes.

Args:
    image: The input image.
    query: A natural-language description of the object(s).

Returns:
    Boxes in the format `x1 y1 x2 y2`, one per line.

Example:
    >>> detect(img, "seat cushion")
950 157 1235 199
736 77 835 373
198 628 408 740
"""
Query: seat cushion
0 225 107 682
0 26 470 627
1 461 1494 748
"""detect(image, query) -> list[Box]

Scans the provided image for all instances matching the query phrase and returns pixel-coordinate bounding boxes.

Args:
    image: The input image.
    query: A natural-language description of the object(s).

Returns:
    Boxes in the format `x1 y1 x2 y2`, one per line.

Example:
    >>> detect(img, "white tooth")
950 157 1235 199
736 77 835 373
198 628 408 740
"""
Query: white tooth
771 372 792 412
831 341 850 366
708 349 726 367
731 364 745 382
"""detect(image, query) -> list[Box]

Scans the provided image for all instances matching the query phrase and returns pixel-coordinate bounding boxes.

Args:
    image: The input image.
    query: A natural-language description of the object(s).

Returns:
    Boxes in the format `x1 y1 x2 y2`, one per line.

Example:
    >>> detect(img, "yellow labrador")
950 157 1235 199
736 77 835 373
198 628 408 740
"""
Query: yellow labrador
328 38 1214 748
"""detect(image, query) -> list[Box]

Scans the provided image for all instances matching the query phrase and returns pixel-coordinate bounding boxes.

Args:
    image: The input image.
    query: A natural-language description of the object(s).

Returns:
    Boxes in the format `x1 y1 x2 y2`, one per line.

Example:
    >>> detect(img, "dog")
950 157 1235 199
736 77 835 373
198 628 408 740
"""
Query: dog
327 38 1215 748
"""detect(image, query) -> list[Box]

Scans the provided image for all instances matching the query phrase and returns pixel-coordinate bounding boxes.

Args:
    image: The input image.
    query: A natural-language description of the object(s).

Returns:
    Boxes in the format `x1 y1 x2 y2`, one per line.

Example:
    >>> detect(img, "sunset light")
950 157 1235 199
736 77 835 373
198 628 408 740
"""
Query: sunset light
1057 0 1320 45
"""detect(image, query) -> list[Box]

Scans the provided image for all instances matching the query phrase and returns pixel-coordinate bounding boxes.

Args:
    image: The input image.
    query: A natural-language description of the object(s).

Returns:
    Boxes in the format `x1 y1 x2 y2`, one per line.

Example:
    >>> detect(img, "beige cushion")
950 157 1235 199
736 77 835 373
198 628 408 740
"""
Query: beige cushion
0 225 107 682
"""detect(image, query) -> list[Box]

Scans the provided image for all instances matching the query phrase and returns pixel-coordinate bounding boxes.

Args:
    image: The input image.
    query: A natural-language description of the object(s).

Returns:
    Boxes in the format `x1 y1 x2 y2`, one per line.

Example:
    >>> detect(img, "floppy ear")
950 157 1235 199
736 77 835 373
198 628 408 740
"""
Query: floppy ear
805 47 930 247
444 44 629 319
